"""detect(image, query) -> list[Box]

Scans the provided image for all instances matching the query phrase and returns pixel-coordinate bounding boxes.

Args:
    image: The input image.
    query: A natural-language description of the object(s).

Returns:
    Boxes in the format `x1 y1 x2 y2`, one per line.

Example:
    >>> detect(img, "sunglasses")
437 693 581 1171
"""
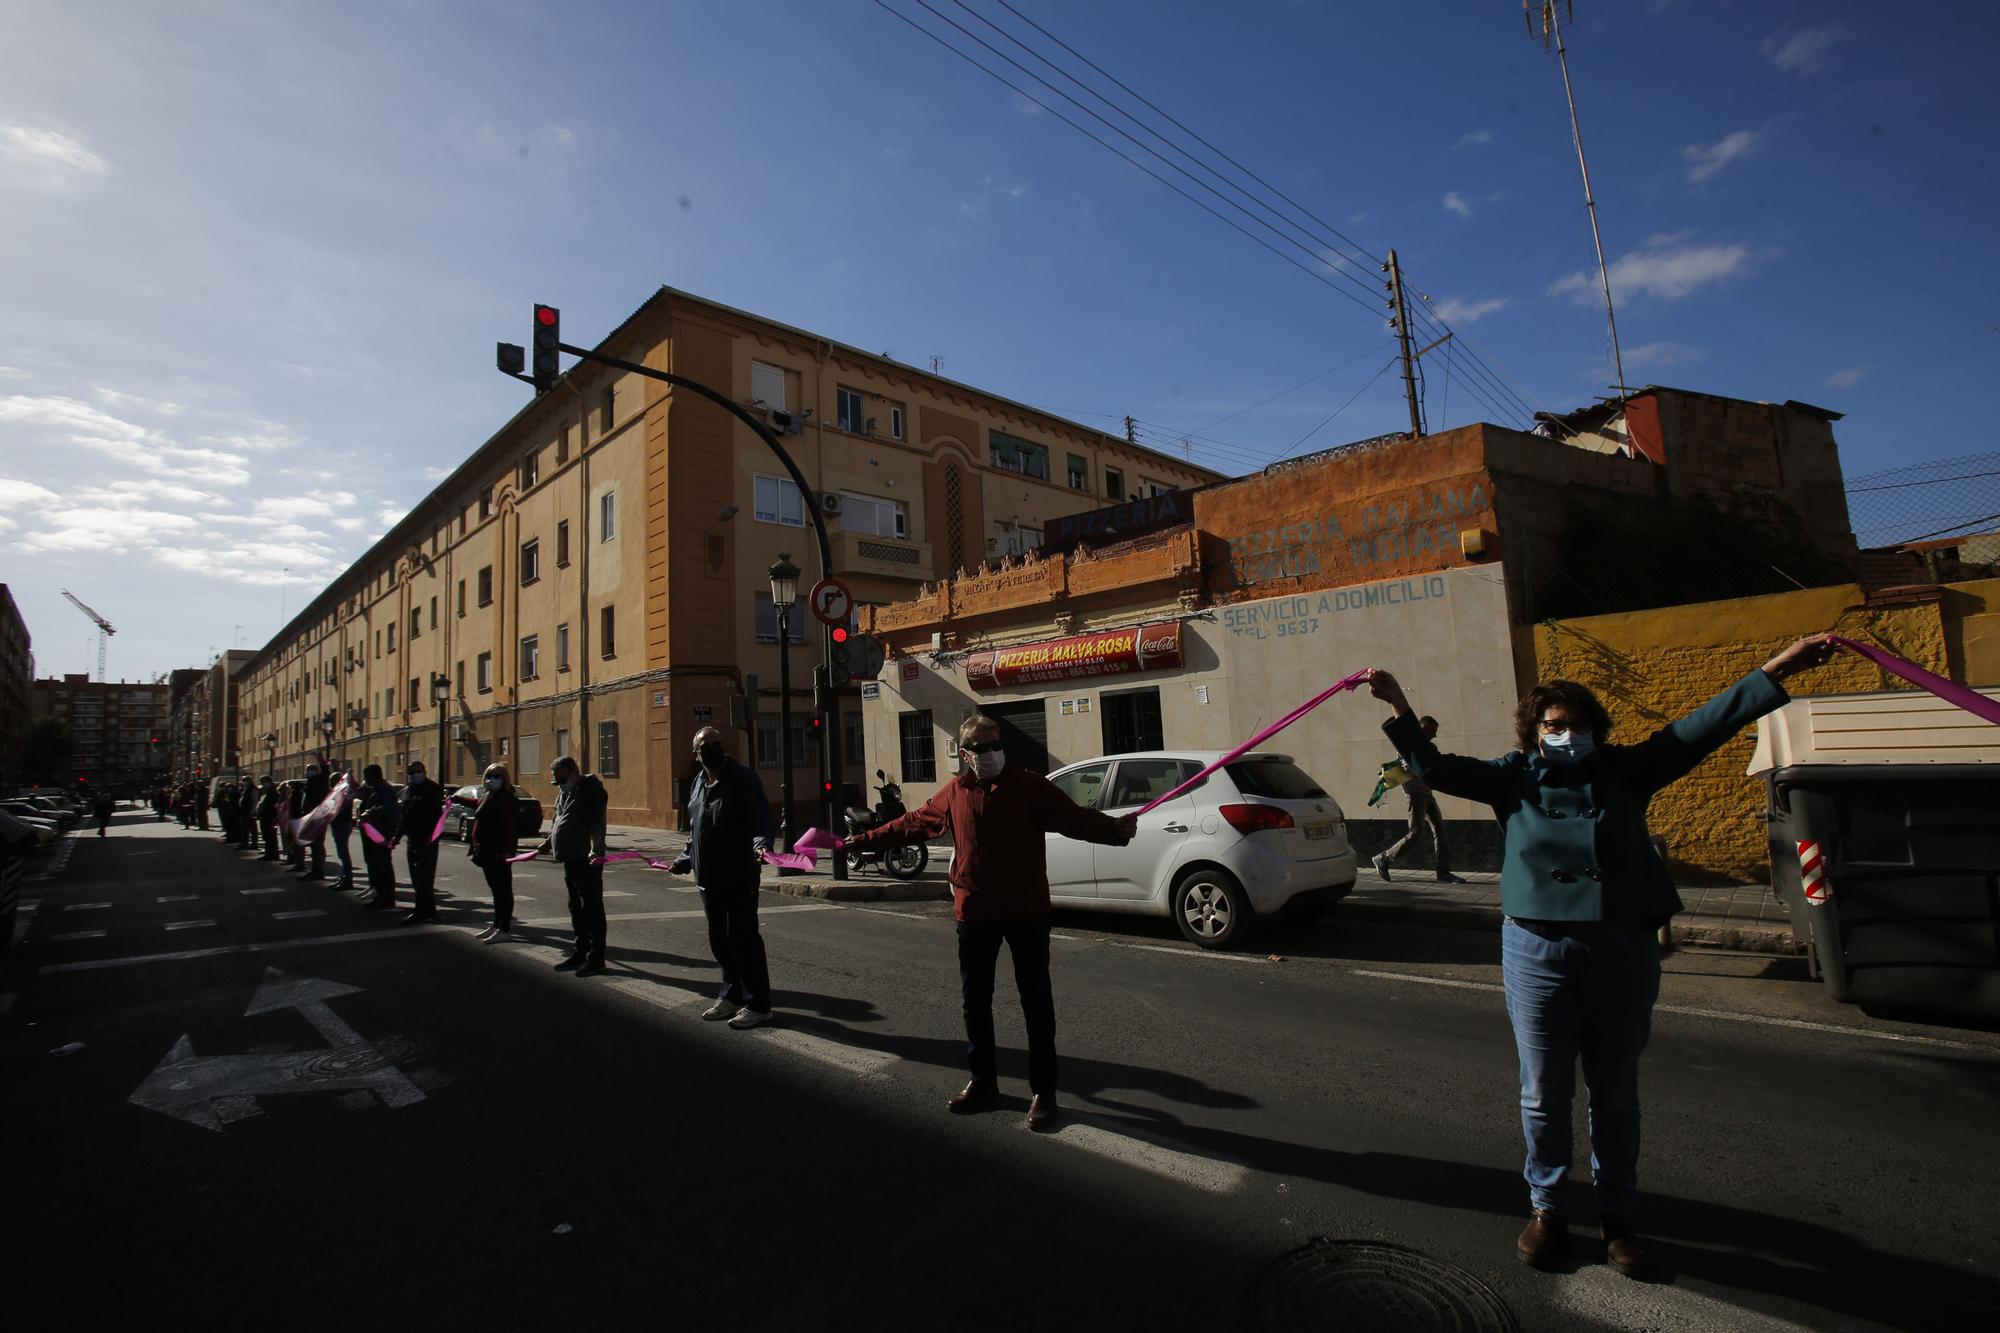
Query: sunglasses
961 740 1004 755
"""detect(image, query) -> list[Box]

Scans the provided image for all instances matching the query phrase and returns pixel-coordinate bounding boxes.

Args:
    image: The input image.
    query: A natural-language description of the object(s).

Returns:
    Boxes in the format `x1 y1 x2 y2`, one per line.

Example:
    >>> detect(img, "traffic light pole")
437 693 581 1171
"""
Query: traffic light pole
543 337 848 879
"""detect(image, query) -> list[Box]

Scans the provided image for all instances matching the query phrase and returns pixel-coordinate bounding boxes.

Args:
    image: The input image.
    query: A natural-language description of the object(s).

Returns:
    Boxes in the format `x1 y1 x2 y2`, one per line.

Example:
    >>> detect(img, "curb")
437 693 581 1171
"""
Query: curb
768 877 949 904
1328 898 1802 955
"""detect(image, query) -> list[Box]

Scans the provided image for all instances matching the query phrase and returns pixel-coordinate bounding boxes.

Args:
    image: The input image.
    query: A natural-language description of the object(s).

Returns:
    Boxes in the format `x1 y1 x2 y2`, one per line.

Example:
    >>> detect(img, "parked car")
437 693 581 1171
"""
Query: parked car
0 810 36 965
17 796 81 830
447 785 546 841
0 803 63 847
1043 750 1357 949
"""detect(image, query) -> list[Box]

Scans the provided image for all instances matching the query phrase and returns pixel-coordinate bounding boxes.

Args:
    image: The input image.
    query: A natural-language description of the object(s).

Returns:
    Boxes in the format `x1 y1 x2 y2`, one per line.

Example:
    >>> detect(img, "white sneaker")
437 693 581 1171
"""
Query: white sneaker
701 1000 740 1022
727 1008 773 1030
476 926 498 942
482 929 516 944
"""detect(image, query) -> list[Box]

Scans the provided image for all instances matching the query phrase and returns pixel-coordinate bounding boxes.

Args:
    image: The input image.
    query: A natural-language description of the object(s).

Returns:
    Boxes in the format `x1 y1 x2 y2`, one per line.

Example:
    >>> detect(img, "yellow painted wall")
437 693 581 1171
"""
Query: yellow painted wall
1531 584 1951 882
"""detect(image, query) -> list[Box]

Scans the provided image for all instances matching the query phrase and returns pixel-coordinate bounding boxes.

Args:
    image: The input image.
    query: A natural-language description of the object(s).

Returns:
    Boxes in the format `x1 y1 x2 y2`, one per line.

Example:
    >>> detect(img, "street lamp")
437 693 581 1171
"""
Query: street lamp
430 672 452 783
768 552 801 855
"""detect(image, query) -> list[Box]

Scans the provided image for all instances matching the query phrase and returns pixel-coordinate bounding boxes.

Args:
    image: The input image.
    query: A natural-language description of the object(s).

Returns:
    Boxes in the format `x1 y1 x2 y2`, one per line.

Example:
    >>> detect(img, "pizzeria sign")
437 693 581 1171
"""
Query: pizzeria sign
965 622 1184 691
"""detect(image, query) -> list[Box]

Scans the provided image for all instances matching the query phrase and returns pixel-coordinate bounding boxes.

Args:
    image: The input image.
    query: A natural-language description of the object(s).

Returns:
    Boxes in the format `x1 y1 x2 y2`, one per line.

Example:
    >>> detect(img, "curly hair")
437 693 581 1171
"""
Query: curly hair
1514 680 1614 753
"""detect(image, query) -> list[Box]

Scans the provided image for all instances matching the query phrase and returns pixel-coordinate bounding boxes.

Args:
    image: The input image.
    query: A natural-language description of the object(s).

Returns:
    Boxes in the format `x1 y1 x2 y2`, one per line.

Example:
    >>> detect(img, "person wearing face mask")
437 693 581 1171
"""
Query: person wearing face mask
296 762 331 881
1367 633 1839 1278
530 755 610 975
469 763 520 942
256 775 282 861
397 760 447 925
327 766 356 891
668 726 777 1027
355 764 401 909
841 715 1137 1131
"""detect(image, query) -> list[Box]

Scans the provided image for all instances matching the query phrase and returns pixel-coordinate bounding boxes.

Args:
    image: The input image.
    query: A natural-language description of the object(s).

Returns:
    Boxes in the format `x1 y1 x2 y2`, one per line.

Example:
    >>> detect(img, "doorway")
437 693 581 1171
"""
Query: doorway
983 700 1050 775
1099 687 1164 755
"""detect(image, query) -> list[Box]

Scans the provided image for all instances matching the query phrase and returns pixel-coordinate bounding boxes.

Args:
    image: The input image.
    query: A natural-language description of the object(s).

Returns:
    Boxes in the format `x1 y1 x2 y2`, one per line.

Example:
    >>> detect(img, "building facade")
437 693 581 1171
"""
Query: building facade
30 675 171 791
167 651 256 784
0 585 31 793
234 287 1219 824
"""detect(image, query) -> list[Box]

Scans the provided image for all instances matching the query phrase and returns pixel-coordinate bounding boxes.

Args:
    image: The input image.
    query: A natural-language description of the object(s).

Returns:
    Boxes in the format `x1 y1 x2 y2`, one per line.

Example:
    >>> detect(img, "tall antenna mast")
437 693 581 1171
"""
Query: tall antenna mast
1528 1 1626 392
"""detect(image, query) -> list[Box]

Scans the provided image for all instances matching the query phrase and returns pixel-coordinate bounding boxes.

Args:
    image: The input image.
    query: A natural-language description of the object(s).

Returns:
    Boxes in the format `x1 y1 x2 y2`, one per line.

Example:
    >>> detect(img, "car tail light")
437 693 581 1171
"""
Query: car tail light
1219 803 1294 835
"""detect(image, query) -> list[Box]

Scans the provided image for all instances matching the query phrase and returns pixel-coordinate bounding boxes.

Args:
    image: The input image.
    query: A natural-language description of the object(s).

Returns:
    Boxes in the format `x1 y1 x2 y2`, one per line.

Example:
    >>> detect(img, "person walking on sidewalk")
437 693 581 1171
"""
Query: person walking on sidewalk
532 755 610 976
469 763 520 943
1371 716 1466 885
92 790 113 837
669 727 777 1028
1367 634 1839 1278
356 764 401 908
397 760 445 925
841 714 1135 1132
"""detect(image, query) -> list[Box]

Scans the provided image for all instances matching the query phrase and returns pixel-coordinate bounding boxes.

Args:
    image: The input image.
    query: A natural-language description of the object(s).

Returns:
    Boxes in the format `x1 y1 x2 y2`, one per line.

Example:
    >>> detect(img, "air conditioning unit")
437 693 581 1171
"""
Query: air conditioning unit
820 493 843 516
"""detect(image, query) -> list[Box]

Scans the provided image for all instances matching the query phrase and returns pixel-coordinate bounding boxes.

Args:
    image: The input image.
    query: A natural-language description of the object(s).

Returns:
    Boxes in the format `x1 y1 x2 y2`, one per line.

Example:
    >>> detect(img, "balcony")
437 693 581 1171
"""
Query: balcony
833 530 932 583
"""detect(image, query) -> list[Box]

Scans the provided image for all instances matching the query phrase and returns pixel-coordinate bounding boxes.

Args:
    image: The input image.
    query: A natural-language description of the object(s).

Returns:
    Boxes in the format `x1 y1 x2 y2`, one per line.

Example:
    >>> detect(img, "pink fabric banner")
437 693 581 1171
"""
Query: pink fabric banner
760 850 817 872
1134 667 1372 816
1830 635 2000 727
430 801 450 844
288 774 354 844
362 822 389 846
792 827 845 853
505 849 543 863
593 850 680 871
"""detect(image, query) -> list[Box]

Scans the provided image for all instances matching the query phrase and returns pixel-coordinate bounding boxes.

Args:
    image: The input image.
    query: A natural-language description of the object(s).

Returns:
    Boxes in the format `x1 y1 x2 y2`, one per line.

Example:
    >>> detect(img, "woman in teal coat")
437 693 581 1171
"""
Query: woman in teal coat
1367 633 1837 1276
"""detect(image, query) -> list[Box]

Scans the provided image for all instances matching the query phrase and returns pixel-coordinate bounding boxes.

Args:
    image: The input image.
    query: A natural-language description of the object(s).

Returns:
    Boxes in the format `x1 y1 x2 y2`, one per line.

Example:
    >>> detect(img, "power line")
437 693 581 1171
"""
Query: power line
1264 357 1401 466
1409 299 1541 421
1407 304 1533 425
1182 341 1397 436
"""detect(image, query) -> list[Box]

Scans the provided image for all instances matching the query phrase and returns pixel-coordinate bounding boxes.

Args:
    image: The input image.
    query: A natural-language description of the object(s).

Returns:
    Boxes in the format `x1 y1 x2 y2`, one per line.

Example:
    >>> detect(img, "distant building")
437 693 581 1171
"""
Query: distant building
0 585 31 792
169 651 257 782
30 674 171 791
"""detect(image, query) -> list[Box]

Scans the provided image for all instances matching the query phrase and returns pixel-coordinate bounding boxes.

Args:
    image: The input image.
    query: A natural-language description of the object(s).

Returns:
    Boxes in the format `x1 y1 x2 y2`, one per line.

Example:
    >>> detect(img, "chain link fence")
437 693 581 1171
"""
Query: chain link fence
1844 451 2000 548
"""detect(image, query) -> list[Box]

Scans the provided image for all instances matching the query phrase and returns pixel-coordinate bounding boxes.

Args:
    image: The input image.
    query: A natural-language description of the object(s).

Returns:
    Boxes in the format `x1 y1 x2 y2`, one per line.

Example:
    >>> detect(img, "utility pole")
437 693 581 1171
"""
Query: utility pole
1384 249 1425 438
1124 415 1137 445
1528 1 1625 392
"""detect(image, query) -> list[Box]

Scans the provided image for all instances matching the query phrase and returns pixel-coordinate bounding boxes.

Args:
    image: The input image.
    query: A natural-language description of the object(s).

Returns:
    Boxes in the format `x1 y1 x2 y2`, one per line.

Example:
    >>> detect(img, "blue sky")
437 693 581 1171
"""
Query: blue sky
3 0 1997 679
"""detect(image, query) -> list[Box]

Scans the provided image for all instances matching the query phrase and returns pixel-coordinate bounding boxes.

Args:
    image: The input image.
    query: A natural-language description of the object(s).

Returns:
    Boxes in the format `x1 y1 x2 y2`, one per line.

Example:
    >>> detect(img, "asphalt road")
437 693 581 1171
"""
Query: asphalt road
7 812 1998 1331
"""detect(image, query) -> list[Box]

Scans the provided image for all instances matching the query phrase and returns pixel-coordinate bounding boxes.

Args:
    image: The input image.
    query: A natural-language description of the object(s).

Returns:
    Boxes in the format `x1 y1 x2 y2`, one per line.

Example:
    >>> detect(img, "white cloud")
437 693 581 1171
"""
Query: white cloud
1442 191 1473 220
545 123 575 147
1451 130 1494 151
331 516 367 531
0 125 108 188
14 504 202 555
0 478 61 508
1625 341 1709 369
0 365 30 381
1825 365 1869 388
1764 24 1847 75
1432 296 1507 325
1009 92 1043 116
252 493 357 523
1551 235 1752 302
72 480 222 507
93 387 184 416
0 514 14 533
375 503 405 527
0 394 252 486
1682 129 1760 183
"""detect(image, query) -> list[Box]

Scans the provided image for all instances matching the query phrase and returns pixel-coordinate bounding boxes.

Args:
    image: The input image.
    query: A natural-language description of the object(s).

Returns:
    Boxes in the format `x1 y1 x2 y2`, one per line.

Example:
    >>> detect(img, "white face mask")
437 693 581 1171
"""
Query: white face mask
485 776 504 792
968 750 1006 781
1541 729 1596 761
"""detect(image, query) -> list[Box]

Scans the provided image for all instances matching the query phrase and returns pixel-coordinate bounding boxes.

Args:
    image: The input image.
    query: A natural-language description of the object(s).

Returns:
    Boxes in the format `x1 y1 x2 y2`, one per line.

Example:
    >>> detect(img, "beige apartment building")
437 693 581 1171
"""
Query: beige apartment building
236 286 1219 825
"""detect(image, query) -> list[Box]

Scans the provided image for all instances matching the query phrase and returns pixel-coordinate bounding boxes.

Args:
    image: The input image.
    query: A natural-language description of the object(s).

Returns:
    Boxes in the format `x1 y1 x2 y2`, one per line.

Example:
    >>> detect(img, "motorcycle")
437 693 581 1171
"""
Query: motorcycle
840 769 928 879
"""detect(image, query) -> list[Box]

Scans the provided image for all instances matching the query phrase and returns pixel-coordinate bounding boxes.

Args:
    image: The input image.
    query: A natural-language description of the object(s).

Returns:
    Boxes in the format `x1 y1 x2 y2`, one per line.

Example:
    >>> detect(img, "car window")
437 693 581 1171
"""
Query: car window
1050 763 1110 810
1105 758 1192 809
1225 757 1328 799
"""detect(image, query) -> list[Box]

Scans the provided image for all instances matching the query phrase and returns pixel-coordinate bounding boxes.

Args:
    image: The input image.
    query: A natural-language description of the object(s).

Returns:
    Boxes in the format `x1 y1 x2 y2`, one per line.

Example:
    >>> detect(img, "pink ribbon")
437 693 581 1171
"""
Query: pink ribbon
592 850 681 871
431 801 450 845
505 849 543 863
362 822 389 846
289 774 354 844
1134 667 1373 816
1830 636 2000 727
792 827 846 853
761 850 817 872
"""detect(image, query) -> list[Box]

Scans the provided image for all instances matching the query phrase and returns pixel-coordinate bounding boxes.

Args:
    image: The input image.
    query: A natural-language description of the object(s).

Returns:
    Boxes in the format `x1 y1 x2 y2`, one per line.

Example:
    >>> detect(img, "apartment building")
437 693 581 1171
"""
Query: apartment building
235 286 1220 824
0 585 31 792
30 674 171 790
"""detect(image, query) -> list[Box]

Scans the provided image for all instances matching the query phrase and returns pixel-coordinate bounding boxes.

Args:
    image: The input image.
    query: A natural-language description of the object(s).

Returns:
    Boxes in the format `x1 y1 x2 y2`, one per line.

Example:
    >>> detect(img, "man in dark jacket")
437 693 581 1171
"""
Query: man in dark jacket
670 727 777 1026
296 763 330 881
256 776 281 860
843 714 1134 1131
356 764 401 908
237 779 258 850
533 754 609 975
398 760 446 924
282 780 306 869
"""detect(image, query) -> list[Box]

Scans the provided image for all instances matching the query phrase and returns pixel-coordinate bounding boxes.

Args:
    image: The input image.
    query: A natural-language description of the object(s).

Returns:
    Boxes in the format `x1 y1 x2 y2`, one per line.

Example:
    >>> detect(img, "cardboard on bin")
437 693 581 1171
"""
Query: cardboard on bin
1749 686 2000 774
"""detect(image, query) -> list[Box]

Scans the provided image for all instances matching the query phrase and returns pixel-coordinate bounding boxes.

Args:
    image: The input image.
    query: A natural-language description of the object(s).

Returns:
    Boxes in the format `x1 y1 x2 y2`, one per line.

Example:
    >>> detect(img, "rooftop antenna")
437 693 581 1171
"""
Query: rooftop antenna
60 589 116 682
1527 1 1626 393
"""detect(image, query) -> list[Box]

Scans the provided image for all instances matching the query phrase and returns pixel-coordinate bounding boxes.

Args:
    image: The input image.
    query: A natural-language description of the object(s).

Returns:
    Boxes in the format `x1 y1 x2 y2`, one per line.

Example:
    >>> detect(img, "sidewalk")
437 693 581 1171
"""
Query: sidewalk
603 825 1802 954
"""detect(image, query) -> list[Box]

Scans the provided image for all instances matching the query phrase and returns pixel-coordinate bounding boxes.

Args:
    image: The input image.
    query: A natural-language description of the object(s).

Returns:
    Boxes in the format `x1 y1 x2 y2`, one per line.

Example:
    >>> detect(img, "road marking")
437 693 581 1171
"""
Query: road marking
602 890 637 898
125 851 158 857
165 920 218 931
1107 941 1266 963
1039 1121 1248 1195
66 902 113 911
518 903 839 928
1347 968 2000 1055
241 888 286 896
157 894 200 903
37 925 450 974
52 930 108 941
273 910 327 920
756 1029 900 1078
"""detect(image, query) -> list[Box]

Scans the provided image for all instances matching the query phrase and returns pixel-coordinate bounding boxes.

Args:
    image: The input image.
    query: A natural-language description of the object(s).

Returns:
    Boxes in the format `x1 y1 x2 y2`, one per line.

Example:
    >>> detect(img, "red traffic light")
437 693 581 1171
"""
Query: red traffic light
535 305 558 326
830 626 849 644
822 780 833 793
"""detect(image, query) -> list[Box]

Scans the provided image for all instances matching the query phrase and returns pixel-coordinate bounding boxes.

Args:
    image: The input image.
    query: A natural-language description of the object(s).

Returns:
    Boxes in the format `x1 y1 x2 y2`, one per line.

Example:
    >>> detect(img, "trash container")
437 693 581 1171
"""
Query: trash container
1751 685 2000 1018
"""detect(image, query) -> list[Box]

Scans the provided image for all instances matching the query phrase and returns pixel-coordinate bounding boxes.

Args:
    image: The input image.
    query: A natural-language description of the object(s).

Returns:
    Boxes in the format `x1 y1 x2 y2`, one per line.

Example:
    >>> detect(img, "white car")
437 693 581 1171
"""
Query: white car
1044 750 1358 949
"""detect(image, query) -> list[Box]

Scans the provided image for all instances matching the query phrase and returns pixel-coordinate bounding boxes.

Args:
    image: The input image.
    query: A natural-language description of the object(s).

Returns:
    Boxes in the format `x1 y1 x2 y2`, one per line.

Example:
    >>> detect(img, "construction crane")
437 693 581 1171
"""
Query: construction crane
60 588 117 682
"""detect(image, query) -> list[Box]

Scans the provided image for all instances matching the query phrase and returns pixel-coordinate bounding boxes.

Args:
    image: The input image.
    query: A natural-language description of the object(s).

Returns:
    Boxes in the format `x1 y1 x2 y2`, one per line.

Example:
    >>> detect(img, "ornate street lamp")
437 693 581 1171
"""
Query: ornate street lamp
768 552 801 854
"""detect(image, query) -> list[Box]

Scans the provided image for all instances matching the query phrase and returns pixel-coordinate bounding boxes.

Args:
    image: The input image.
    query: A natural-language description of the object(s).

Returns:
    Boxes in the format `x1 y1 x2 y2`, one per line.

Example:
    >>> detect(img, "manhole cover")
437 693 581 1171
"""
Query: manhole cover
292 1035 423 1081
1256 1239 1517 1332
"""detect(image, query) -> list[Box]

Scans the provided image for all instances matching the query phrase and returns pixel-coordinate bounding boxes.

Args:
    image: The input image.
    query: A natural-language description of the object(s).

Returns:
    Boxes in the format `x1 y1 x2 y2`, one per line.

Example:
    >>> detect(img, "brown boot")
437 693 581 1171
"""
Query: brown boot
1601 1216 1647 1278
946 1080 998 1114
1516 1209 1569 1269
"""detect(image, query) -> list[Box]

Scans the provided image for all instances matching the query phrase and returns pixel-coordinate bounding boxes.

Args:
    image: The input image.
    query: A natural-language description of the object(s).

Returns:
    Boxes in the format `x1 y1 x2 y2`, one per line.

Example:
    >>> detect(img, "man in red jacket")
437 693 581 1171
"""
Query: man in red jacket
843 714 1134 1131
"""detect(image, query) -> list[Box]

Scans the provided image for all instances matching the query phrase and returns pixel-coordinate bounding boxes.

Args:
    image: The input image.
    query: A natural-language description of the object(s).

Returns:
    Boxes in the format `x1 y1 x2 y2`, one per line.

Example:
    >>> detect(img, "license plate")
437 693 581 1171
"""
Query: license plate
1302 820 1336 841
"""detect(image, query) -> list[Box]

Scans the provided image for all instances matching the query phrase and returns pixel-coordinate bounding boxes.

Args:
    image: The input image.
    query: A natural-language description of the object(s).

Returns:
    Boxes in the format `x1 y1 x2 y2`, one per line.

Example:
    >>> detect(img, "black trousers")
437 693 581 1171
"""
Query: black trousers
956 918 1057 1095
304 837 325 876
563 858 606 956
363 838 397 898
699 881 770 1012
480 858 514 931
406 839 439 914
260 819 280 857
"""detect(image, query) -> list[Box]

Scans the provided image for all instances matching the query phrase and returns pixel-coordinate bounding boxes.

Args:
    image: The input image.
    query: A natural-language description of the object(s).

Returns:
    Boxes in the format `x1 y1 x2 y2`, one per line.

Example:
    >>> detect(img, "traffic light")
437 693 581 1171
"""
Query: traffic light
729 673 759 736
532 304 560 394
496 342 525 376
829 625 853 686
807 715 823 746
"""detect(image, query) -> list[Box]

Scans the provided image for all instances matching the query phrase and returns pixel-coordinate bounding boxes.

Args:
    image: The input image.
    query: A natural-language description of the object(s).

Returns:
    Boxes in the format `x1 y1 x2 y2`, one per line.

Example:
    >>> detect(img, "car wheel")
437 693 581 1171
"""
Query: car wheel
1172 865 1249 949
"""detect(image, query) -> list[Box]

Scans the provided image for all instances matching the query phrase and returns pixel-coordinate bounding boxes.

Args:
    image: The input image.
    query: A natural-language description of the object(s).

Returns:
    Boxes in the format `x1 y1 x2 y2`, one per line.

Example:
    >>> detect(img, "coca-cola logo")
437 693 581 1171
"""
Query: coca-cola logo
1137 624 1180 657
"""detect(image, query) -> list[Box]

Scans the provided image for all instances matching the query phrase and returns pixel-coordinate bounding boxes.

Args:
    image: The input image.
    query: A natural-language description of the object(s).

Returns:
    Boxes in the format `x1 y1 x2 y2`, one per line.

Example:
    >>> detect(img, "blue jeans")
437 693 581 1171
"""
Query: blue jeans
1501 917 1661 1217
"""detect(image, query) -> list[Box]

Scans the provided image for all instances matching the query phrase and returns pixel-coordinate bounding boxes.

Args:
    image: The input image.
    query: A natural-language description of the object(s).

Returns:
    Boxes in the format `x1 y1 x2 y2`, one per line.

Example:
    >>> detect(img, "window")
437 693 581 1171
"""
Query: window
1104 467 1125 501
1099 687 1165 754
555 728 570 767
385 685 395 715
556 520 570 567
556 426 570 466
429 596 437 631
840 491 907 539
520 538 540 585
519 451 539 490
1138 478 1172 498
597 720 620 777
837 385 866 432
520 635 540 680
753 474 805 527
600 385 615 434
990 431 1049 480
455 660 465 696
754 717 814 769
374 630 382 659
409 608 420 641
599 490 617 542
479 487 493 520
476 652 493 693
556 622 570 672
518 732 541 779
477 566 493 607
845 709 864 768
1104 757 1188 810
751 359 787 413
600 605 616 658
409 677 420 711
898 710 936 783
890 405 905 440
991 521 1043 557
1067 453 1089 490
752 593 807 644
1051 761 1110 810
456 580 466 617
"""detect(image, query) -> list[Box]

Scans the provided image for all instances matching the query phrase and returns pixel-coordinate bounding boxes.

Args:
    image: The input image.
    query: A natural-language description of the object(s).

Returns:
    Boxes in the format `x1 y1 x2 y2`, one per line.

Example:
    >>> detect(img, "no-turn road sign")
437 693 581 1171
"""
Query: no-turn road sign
809 577 853 627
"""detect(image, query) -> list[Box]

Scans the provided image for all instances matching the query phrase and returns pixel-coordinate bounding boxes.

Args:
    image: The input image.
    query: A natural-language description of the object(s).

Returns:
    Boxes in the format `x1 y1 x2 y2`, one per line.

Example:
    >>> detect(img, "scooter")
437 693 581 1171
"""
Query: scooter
841 769 928 879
